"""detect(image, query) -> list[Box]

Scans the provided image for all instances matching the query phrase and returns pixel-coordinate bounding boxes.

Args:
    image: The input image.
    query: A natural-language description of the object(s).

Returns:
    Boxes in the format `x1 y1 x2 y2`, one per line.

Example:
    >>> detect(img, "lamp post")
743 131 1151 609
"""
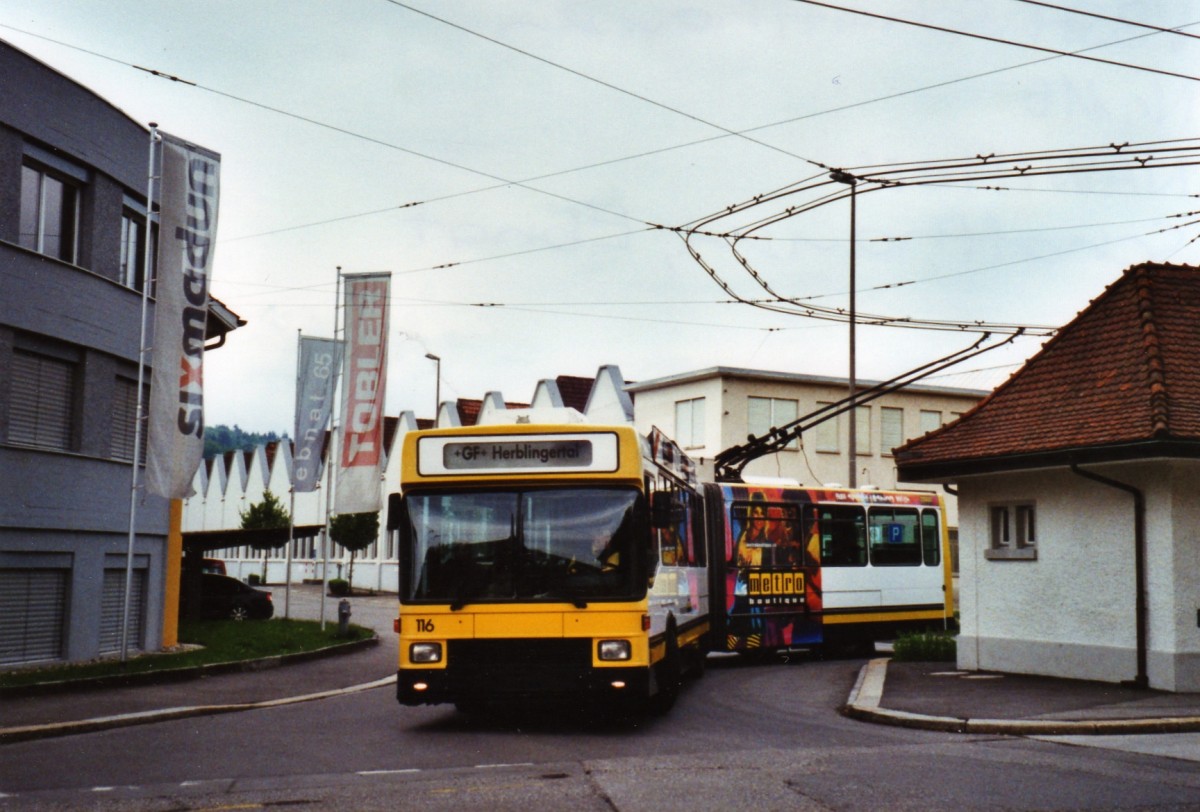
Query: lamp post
424 353 440 423
830 170 858 488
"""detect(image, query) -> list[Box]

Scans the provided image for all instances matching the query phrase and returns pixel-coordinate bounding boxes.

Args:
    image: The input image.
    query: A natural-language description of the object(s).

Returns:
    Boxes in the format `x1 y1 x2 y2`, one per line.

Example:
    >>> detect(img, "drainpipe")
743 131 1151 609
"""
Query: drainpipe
1070 464 1148 689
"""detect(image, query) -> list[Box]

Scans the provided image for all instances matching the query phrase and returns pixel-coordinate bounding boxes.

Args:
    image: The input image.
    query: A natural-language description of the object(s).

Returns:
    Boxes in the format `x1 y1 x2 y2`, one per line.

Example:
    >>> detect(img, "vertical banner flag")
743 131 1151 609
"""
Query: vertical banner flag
146 132 221 499
293 336 343 492
335 272 390 513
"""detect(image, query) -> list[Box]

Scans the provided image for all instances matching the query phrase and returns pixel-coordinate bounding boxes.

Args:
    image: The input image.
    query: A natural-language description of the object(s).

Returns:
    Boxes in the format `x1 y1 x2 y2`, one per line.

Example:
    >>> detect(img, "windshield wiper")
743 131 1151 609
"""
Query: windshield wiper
450 584 486 612
537 591 587 609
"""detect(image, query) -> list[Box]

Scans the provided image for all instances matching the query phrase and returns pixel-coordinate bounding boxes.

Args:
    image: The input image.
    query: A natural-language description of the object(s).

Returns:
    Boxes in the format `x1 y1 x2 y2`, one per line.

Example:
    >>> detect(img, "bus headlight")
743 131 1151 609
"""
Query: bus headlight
410 642 443 663
598 639 632 661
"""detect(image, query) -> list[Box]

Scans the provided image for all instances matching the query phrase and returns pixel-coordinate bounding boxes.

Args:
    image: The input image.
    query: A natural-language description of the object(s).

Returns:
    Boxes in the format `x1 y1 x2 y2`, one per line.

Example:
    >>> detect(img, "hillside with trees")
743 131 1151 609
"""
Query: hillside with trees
204 425 285 459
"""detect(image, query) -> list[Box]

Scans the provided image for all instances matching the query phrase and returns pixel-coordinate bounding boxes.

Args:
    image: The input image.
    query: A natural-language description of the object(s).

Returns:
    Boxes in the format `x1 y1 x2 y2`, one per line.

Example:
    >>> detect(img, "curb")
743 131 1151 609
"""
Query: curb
0 674 397 745
842 658 1200 736
0 635 379 699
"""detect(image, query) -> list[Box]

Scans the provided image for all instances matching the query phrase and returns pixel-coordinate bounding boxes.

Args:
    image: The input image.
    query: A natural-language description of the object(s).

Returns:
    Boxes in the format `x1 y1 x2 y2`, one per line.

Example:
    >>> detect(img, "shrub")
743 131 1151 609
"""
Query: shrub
328 578 350 597
892 631 956 662
247 573 262 585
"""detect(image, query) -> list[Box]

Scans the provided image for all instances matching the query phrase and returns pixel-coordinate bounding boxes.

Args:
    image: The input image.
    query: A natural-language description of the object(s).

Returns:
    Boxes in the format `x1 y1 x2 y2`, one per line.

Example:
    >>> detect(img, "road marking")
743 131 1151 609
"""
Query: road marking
475 762 534 769
358 769 421 775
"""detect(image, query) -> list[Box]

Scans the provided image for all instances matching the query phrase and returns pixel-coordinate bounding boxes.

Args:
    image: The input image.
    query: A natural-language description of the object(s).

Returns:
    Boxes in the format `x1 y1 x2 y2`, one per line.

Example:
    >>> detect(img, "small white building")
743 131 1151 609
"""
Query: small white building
896 262 1200 692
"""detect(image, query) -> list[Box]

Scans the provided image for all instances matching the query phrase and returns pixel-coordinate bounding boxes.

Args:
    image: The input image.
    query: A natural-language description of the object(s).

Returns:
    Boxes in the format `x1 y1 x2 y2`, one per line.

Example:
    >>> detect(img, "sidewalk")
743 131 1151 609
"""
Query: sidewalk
845 658 1200 735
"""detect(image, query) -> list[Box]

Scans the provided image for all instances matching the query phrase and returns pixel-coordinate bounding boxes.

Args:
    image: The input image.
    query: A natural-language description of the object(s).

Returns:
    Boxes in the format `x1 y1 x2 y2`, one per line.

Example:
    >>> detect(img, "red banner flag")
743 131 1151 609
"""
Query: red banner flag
335 272 390 513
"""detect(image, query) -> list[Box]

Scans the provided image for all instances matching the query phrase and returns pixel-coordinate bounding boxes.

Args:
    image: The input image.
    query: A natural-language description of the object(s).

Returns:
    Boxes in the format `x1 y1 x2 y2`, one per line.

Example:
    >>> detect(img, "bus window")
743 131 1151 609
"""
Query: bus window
406 492 518 601
921 509 941 566
404 488 642 604
813 505 866 567
656 486 689 566
690 493 706 567
868 507 922 566
731 500 803 569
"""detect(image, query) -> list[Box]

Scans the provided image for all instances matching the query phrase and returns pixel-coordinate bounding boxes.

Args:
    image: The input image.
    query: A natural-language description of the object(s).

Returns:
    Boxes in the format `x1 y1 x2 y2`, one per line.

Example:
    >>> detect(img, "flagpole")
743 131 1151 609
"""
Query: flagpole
284 329 302 620
122 123 159 664
321 269 343 630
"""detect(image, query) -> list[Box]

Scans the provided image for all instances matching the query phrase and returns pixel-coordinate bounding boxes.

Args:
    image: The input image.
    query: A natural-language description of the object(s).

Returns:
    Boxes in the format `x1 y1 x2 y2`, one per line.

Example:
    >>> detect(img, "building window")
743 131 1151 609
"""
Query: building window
19 163 81 264
881 407 903 456
747 396 798 449
9 346 77 451
815 401 838 453
919 410 942 436
0 568 68 665
111 376 148 463
120 201 156 294
986 502 1037 560
854 405 871 456
674 397 705 448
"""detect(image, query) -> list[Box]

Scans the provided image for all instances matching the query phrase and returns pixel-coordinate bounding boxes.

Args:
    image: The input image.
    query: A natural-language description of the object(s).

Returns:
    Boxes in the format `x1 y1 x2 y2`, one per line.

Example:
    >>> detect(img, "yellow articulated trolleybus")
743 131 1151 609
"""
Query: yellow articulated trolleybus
391 414 708 713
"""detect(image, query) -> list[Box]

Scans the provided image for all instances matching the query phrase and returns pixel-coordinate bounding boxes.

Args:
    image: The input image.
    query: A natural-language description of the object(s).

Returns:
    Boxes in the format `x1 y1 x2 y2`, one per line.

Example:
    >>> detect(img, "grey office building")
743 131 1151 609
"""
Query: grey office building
0 39 239 666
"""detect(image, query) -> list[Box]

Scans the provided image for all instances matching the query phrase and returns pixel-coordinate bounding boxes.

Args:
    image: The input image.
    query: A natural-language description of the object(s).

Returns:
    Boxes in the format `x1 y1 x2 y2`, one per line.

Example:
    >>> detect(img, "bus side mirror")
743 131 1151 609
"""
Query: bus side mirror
386 493 406 532
387 493 410 585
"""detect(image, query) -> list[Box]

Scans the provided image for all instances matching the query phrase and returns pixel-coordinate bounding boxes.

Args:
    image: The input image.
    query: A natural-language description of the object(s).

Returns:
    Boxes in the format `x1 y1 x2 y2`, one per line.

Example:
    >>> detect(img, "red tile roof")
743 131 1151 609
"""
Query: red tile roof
456 399 482 426
556 375 594 412
896 262 1200 479
383 415 401 454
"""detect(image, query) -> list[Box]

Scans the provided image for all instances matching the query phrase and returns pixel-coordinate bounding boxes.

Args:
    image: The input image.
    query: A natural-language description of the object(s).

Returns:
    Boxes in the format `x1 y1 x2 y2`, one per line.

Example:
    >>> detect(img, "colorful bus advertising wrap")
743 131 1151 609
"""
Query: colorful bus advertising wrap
335 273 390 513
146 132 220 500
721 485 823 651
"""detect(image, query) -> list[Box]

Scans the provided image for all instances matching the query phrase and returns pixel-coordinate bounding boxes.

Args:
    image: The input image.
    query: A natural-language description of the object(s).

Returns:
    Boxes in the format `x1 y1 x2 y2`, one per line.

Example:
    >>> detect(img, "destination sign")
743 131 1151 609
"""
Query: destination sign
443 439 593 470
416 432 621 476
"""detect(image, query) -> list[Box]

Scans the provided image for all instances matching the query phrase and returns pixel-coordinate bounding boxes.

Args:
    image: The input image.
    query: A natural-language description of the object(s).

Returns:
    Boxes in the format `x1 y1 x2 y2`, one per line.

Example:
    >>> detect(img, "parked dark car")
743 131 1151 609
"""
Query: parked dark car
200 573 274 621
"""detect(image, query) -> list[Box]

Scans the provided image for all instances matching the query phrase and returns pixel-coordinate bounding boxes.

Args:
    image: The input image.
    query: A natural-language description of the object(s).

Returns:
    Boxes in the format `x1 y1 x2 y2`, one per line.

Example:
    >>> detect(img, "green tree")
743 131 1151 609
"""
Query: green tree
239 490 290 583
330 511 379 592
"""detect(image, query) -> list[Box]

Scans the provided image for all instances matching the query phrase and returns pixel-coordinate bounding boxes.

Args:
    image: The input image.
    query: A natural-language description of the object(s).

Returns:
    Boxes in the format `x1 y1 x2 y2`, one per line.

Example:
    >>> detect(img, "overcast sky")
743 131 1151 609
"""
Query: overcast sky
3 1 1197 433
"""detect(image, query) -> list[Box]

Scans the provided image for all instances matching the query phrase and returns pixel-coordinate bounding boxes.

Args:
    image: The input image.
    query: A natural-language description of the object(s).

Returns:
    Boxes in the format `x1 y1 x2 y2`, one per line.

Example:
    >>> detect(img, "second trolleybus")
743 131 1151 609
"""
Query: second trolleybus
705 483 952 656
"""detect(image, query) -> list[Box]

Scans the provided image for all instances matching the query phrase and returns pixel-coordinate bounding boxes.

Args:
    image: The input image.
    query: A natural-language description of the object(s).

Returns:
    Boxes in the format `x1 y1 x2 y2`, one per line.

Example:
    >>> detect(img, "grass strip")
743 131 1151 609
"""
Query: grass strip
0 618 373 689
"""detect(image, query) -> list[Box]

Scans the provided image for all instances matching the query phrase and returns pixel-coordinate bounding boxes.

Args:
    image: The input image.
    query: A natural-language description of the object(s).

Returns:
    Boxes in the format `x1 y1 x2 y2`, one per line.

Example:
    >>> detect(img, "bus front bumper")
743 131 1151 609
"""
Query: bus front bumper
396 665 650 707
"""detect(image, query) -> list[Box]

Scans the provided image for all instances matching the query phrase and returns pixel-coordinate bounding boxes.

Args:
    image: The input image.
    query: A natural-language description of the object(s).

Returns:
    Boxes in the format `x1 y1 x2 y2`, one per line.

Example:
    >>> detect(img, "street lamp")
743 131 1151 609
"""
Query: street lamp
830 170 858 488
424 353 440 423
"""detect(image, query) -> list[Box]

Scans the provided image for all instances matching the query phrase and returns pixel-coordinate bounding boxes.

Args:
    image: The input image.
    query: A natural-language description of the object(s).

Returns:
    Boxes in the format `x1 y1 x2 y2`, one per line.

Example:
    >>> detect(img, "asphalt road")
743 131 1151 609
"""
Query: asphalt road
4 589 1200 809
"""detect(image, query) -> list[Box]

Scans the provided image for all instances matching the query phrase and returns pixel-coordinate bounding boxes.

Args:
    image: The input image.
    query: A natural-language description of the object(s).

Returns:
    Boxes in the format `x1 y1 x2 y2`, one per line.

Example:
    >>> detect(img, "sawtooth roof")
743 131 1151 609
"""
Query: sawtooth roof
895 262 1200 480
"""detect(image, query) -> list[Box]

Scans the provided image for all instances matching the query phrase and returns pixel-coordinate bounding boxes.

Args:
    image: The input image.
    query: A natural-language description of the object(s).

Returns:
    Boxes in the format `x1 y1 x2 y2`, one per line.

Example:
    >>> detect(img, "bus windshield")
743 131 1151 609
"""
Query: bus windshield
403 488 643 606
